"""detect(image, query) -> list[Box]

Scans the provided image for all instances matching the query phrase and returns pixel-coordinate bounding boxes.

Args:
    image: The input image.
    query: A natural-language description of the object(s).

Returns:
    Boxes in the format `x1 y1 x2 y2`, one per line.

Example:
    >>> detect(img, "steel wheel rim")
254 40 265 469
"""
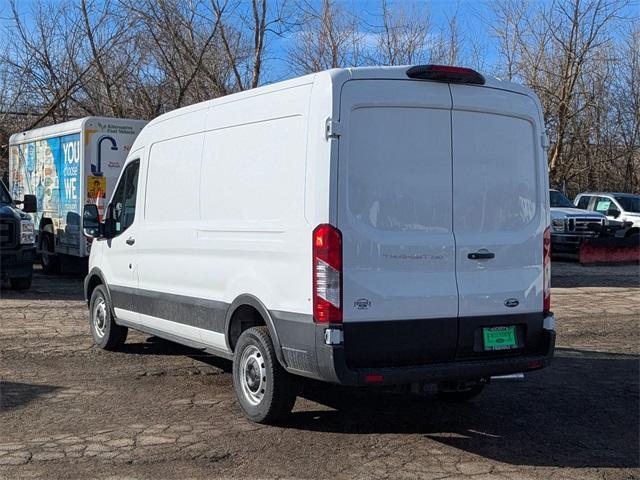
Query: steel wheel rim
93 297 107 338
239 345 266 406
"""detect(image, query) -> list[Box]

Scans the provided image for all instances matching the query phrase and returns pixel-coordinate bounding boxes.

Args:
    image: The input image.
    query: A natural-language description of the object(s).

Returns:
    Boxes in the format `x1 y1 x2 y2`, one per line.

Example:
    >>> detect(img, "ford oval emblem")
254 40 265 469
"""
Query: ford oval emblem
504 298 519 308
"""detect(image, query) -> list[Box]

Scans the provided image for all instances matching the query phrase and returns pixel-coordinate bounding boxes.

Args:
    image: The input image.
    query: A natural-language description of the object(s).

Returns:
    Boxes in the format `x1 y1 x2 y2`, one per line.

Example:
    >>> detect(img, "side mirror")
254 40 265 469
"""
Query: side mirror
83 204 101 238
607 208 620 218
19 194 37 213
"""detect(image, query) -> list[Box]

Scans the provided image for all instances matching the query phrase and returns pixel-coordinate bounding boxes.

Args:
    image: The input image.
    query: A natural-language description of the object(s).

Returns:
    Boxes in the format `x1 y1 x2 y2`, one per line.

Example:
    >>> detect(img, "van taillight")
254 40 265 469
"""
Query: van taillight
543 226 551 311
406 64 485 85
313 224 342 323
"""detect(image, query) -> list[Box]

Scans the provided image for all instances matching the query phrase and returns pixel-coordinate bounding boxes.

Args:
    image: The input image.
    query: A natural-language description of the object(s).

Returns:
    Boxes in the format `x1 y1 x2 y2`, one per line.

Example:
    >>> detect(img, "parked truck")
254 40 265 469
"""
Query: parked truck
9 117 147 273
549 189 606 254
0 180 37 289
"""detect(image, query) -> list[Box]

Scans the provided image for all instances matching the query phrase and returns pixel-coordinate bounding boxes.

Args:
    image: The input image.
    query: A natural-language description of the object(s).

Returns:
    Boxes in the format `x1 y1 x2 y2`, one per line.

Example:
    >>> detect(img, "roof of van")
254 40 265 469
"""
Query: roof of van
9 116 148 145
144 66 536 130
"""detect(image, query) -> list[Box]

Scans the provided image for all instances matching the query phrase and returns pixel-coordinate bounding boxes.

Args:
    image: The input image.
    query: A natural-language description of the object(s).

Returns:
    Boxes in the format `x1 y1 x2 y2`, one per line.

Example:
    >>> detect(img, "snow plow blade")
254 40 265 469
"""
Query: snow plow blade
579 237 640 265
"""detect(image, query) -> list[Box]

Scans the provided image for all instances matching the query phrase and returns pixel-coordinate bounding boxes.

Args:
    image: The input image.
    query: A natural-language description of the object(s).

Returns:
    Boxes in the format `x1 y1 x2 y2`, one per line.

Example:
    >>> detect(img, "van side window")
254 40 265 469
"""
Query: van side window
108 160 140 235
576 196 590 210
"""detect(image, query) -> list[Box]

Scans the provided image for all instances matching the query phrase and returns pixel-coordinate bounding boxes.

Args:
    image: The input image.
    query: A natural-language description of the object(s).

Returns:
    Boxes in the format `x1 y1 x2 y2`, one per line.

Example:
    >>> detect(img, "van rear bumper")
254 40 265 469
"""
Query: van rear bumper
313 319 556 386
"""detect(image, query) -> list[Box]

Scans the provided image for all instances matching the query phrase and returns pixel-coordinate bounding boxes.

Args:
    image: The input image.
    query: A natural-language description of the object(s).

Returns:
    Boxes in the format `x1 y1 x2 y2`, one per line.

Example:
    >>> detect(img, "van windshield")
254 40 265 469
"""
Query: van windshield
549 190 574 208
615 195 640 213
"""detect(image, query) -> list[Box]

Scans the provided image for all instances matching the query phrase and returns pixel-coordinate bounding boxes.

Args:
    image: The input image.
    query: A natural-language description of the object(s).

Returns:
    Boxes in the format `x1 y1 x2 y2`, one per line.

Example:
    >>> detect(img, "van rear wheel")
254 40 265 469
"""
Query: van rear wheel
233 326 297 424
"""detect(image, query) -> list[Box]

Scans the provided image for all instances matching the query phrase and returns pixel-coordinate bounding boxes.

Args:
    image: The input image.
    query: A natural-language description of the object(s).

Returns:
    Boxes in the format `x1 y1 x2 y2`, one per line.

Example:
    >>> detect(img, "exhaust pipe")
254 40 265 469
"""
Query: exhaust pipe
491 373 524 381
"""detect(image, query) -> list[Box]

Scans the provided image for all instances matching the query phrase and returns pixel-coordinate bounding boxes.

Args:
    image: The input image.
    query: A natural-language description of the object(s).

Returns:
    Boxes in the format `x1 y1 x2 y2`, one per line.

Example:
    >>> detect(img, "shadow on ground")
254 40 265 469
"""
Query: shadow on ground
0 381 61 412
121 336 233 373
133 334 639 469
0 268 85 301
283 348 639 469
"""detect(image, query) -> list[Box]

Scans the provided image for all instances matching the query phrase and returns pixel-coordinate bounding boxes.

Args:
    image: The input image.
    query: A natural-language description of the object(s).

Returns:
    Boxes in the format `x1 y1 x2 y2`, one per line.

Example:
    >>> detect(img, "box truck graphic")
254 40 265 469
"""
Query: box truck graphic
9 117 147 273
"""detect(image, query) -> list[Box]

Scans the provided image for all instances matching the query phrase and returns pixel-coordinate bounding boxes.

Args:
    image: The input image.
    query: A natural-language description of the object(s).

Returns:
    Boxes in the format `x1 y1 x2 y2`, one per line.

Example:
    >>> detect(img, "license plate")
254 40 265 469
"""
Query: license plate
483 326 517 350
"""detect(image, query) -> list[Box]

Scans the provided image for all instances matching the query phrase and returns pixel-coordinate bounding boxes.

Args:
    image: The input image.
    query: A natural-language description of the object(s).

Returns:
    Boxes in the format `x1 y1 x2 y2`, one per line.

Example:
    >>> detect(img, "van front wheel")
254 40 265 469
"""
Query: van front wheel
233 326 297 424
89 285 127 350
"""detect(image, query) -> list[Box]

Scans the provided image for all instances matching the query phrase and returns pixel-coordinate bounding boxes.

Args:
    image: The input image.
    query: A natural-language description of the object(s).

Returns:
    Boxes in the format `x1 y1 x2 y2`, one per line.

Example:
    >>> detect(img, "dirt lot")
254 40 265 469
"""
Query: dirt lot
1 262 638 479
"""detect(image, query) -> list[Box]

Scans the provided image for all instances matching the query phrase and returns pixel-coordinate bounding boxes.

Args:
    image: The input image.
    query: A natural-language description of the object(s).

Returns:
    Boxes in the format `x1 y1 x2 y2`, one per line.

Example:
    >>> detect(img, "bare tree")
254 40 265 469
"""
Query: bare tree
211 0 293 90
123 0 227 111
287 0 363 74
613 25 640 192
79 0 128 116
436 8 461 65
1 0 637 194
368 0 430 66
490 0 633 193
542 0 627 183
5 0 90 128
490 0 528 80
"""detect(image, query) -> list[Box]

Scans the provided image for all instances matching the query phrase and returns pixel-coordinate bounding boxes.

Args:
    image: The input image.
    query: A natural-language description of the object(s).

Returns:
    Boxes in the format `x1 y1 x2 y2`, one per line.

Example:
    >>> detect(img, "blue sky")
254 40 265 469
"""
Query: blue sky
2 0 638 85
264 0 639 82
266 0 498 81
267 0 525 84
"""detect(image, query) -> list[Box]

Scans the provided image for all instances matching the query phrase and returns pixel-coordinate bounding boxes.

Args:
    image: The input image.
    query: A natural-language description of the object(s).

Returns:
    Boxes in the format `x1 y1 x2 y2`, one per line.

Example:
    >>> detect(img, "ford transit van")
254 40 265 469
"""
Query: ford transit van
83 65 556 423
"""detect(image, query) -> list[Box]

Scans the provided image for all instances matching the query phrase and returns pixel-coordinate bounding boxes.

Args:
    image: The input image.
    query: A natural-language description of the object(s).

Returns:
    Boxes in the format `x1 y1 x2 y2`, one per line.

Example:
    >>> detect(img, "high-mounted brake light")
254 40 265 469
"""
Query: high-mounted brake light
313 224 342 323
406 64 485 85
543 226 551 311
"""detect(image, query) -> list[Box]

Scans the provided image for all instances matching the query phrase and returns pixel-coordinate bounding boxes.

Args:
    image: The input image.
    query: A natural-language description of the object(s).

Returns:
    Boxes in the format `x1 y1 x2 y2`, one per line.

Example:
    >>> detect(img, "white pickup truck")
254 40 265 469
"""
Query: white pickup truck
550 189 606 254
574 192 640 237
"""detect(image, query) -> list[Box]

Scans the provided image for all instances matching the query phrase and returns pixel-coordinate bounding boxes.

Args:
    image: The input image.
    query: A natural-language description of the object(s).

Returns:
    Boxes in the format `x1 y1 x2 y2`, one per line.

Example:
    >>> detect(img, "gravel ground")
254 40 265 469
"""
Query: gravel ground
0 261 638 479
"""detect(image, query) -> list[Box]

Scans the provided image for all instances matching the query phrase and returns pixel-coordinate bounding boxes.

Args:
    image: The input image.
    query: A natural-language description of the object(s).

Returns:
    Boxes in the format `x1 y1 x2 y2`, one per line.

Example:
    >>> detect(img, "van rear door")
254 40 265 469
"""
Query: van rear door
450 85 546 358
337 80 458 368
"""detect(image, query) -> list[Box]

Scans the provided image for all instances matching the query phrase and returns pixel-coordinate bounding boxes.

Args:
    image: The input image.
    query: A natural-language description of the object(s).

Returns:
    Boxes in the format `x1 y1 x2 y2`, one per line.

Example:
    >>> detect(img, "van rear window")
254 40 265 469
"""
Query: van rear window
345 107 453 233
452 111 537 233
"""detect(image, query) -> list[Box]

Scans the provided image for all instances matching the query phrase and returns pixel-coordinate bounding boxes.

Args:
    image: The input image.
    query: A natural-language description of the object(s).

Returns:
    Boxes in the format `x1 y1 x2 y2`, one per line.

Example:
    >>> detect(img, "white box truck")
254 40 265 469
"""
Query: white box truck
81 65 556 423
9 117 147 273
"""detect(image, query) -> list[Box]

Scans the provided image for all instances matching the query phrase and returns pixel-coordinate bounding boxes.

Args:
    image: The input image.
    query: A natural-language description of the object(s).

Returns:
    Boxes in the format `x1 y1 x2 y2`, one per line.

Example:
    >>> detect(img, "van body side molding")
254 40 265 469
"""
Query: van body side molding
106 287 290 368
109 285 228 333
115 317 233 361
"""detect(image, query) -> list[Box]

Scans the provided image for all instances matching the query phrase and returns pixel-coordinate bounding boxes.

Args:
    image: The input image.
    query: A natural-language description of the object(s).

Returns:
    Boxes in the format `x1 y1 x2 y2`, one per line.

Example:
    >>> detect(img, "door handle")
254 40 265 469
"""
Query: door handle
468 251 495 260
126 237 135 246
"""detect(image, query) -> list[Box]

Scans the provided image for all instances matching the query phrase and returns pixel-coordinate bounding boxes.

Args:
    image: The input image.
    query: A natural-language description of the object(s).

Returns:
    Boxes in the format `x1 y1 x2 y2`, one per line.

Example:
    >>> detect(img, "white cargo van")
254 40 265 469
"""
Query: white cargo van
83 65 556 423
9 117 147 273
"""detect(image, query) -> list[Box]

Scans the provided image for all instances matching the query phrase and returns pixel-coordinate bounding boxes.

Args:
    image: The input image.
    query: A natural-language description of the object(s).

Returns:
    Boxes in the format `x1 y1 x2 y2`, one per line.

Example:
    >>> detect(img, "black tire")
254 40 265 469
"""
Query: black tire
41 233 60 275
89 285 128 350
232 326 298 424
9 275 32 290
437 382 485 402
